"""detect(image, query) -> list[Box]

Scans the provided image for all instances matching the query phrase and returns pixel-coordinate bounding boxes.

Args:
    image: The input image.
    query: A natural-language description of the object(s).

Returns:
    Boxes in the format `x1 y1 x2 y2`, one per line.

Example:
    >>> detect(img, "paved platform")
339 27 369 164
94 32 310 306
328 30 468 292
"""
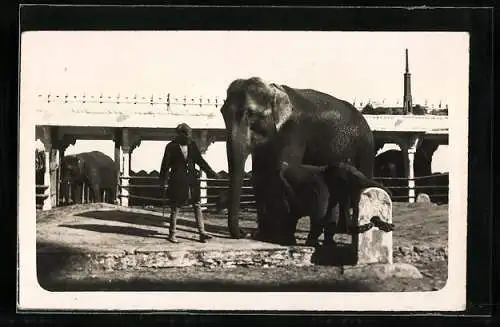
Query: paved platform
36 203 317 272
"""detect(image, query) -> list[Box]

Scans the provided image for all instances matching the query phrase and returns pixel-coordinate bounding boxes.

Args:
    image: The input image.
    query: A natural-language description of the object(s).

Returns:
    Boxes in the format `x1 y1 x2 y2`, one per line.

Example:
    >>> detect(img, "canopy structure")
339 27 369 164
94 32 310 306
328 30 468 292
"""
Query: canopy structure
31 93 449 210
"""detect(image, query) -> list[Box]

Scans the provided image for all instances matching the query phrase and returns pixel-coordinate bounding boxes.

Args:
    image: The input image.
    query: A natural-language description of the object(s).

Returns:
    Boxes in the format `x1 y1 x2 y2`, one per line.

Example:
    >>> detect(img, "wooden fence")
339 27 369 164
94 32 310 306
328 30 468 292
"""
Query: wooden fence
36 172 449 210
374 173 449 204
116 172 449 208
121 171 256 211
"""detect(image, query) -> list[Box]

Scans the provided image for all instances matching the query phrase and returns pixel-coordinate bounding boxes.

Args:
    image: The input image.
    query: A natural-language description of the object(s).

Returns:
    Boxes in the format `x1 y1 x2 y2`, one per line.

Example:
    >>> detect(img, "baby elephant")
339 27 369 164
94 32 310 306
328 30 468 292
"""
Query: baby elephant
278 161 391 246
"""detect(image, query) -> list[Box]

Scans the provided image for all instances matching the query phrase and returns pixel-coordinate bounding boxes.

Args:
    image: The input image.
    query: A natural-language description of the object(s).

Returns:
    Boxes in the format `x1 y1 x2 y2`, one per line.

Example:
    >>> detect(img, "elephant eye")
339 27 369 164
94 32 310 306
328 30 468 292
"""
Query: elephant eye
246 107 259 118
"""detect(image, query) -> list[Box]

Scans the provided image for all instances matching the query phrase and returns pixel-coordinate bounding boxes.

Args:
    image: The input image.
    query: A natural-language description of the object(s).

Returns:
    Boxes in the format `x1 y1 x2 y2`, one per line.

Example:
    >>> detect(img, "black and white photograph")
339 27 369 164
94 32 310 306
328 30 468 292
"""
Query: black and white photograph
18 8 471 312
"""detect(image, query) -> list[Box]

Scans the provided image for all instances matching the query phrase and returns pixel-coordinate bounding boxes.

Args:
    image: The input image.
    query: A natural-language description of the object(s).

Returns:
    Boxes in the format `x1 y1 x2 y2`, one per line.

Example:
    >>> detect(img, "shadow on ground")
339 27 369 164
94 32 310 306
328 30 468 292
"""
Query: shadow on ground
69 210 359 266
38 276 376 292
59 223 169 239
75 210 255 238
311 244 358 267
36 241 88 291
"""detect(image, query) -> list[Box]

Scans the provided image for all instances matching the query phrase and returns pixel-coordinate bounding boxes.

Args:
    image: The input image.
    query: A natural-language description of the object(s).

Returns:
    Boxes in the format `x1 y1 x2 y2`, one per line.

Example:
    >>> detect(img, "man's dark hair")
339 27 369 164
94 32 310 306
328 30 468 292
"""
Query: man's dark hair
176 123 192 136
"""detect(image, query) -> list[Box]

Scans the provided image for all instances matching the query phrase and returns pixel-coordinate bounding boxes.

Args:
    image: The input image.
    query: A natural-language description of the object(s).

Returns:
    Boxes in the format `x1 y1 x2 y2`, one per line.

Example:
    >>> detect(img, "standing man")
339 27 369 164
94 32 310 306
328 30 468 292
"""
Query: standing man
159 123 219 243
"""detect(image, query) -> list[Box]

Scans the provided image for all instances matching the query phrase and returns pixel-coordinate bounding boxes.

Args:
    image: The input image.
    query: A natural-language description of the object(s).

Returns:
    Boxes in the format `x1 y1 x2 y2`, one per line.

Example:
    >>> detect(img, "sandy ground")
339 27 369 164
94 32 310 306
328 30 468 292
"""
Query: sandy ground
36 202 448 292
37 202 448 250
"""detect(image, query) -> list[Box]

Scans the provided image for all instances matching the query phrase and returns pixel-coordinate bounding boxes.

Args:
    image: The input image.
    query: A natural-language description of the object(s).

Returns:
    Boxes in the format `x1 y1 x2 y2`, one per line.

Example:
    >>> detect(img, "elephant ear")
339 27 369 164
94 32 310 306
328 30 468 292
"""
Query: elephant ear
269 83 293 131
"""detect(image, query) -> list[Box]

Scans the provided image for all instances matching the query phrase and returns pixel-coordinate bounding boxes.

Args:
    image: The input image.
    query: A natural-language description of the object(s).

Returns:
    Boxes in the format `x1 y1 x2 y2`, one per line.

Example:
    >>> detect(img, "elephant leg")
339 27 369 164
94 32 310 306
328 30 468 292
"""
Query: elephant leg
305 181 330 247
350 194 361 235
306 219 323 247
280 217 298 246
91 184 101 203
251 172 274 241
73 184 82 204
323 202 339 246
337 199 350 234
110 187 117 204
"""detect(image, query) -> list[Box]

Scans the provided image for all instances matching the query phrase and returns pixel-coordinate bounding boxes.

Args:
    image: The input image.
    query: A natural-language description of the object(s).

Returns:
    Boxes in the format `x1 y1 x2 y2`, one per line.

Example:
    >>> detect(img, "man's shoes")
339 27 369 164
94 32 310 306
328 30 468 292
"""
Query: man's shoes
199 233 213 243
168 235 180 243
239 229 251 239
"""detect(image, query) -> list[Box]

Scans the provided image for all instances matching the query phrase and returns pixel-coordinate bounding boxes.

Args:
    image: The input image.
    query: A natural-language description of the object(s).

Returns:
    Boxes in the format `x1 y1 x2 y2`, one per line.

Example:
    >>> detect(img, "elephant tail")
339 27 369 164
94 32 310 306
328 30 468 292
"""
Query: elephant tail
360 178 393 197
339 162 393 197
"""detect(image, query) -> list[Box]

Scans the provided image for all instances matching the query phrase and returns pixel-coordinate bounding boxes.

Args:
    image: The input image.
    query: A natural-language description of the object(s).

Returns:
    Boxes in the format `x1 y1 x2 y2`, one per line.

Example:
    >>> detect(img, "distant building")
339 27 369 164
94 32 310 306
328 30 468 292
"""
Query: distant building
355 49 448 116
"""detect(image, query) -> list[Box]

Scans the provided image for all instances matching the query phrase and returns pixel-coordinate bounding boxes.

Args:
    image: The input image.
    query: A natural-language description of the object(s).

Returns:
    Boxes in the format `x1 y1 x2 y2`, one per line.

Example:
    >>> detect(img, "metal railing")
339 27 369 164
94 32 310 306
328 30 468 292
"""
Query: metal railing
36 172 449 210
36 185 48 209
117 172 449 208
119 175 256 210
374 173 449 202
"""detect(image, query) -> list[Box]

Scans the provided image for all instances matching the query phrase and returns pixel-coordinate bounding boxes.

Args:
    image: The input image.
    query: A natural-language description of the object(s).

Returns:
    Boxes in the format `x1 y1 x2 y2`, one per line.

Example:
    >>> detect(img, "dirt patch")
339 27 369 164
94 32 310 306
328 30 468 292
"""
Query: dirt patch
36 202 448 292
41 262 447 292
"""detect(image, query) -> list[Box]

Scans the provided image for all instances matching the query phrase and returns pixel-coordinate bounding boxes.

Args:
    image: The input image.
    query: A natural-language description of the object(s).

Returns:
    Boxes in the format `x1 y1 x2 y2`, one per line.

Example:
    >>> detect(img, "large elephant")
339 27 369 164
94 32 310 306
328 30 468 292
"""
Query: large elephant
220 77 375 244
35 149 46 209
35 149 45 185
60 151 117 204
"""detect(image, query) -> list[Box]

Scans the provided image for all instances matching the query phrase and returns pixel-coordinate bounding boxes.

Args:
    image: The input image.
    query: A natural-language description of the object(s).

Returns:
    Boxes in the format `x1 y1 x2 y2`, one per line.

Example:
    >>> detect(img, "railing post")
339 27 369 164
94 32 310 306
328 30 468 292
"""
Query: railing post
114 128 123 205
200 169 207 211
40 126 55 211
121 128 130 207
405 135 421 203
49 148 59 207
408 149 416 203
42 144 52 210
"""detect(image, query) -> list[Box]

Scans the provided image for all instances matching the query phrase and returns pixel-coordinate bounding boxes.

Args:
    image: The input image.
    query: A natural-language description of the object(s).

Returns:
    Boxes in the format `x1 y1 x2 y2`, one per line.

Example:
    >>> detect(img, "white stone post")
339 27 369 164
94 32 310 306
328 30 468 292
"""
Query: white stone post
356 187 393 265
57 147 65 205
114 140 123 204
407 148 416 203
200 169 207 211
405 135 420 203
41 127 52 211
42 146 51 210
114 134 123 205
192 129 215 212
121 128 130 207
49 149 59 208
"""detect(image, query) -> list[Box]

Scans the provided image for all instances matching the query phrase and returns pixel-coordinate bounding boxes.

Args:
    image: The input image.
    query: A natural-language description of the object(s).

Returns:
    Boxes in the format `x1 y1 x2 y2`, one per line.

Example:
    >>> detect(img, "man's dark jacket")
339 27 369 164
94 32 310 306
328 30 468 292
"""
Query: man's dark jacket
159 139 217 207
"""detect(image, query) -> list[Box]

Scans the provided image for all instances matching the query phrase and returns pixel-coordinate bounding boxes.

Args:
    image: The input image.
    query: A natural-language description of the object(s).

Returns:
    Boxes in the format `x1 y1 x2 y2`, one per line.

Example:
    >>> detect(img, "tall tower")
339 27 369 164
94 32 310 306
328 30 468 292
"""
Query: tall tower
403 48 413 115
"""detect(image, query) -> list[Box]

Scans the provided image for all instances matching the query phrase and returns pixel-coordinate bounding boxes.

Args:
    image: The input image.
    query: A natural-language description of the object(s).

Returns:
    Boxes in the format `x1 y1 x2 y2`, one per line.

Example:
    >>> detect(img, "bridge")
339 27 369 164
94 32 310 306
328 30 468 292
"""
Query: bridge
31 93 449 211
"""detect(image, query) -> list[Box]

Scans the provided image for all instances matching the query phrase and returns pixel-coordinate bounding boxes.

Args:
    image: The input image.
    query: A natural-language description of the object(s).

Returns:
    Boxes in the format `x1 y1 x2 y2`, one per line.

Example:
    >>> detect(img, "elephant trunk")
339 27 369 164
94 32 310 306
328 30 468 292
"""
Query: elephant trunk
226 128 249 239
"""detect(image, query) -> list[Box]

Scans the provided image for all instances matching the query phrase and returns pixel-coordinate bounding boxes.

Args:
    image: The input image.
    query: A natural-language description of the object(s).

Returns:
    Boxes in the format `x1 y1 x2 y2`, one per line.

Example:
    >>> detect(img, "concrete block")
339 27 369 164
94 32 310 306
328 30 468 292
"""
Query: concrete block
356 187 393 265
416 193 431 203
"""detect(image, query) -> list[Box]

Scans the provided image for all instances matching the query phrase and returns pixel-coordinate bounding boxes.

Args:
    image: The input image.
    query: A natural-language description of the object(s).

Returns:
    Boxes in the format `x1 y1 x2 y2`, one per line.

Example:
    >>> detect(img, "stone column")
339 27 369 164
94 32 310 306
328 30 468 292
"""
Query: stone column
128 132 142 208
49 149 59 207
355 187 393 265
405 135 421 203
57 147 64 205
199 170 207 210
121 128 130 207
407 148 416 203
40 127 53 211
42 147 52 210
114 128 123 205
56 134 76 205
192 130 217 212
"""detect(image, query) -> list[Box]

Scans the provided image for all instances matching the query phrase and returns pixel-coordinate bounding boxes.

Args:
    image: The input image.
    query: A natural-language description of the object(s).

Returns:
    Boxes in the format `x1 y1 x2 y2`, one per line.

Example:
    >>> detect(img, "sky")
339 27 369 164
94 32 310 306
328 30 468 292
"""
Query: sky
23 31 470 173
